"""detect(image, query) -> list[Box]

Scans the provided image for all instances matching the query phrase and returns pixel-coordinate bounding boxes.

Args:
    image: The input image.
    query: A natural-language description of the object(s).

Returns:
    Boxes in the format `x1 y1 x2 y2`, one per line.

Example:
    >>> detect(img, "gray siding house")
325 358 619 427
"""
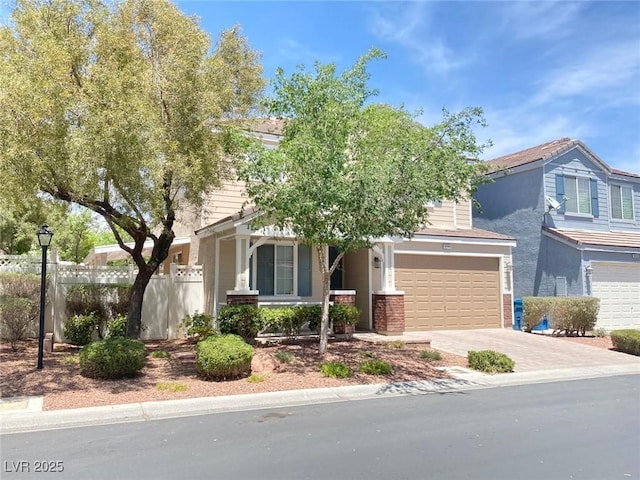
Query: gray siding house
473 138 640 330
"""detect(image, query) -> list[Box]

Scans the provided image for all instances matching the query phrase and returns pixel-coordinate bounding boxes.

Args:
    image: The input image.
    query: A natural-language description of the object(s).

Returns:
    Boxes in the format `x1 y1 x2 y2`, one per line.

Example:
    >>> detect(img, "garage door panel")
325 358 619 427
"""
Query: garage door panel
591 262 640 330
396 255 501 330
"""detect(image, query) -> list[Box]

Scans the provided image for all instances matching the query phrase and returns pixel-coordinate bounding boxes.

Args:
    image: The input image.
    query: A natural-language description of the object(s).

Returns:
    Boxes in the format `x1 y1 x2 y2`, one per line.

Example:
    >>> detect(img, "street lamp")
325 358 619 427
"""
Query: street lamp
36 224 53 370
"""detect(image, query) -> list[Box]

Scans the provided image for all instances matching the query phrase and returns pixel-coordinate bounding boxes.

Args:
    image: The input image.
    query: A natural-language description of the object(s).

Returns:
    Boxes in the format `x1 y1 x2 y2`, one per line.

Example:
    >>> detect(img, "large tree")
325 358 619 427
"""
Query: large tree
241 50 490 355
0 0 263 336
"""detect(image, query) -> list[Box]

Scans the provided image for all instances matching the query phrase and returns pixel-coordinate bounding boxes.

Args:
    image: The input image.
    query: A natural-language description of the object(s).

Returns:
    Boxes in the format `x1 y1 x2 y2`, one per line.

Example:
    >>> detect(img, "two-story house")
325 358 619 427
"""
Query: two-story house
190 120 516 334
473 138 640 331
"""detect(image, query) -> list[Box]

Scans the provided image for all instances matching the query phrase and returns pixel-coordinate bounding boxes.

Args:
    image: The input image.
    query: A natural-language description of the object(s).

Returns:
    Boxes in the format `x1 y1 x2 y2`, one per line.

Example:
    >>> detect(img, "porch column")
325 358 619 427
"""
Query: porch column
226 235 259 306
372 241 405 334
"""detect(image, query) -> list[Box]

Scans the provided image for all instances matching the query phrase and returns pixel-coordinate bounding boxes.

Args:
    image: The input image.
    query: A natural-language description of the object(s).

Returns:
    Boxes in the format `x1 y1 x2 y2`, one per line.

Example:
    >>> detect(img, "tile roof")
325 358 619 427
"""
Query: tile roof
414 227 516 242
611 168 640 179
543 227 640 249
240 118 285 135
484 137 578 173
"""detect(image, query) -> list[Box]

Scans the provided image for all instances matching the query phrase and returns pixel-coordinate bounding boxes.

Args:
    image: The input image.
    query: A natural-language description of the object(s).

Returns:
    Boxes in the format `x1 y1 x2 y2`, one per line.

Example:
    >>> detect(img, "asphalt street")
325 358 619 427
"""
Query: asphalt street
2 375 639 480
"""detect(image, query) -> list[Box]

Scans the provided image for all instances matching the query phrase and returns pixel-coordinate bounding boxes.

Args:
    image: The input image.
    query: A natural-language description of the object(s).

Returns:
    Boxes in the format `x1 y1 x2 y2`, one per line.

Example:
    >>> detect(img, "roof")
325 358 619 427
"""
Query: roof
414 227 516 242
484 137 579 173
543 227 640 249
194 207 259 237
83 237 192 264
240 118 285 136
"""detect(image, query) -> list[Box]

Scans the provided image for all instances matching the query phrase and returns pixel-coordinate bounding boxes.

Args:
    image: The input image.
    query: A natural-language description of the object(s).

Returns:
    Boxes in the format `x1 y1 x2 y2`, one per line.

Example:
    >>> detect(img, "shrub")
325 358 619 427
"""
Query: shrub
359 359 392 375
0 297 37 351
217 305 262 341
594 327 607 338
260 307 302 338
274 351 295 364
320 361 353 378
247 374 266 383
295 305 322 332
150 350 169 359
63 355 79 365
468 350 515 373
64 313 99 346
196 334 254 380
0 273 42 300
385 340 405 349
522 297 599 335
79 337 146 379
180 311 217 340
65 284 131 339
610 330 640 356
420 350 442 361
106 314 127 338
329 304 360 326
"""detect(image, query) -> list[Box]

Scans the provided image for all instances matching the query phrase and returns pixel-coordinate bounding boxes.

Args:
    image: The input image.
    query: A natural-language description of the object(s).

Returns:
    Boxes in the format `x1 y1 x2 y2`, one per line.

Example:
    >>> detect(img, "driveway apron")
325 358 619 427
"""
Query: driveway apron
426 329 640 372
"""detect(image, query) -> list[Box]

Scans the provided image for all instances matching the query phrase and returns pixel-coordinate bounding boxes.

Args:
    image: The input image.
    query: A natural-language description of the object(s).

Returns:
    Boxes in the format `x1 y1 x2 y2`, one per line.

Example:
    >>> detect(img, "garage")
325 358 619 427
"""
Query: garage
591 262 640 330
395 255 501 330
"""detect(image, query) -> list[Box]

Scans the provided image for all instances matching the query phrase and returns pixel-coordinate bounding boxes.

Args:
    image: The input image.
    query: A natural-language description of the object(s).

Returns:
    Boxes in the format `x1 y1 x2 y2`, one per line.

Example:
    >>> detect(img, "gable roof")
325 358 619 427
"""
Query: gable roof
484 137 579 173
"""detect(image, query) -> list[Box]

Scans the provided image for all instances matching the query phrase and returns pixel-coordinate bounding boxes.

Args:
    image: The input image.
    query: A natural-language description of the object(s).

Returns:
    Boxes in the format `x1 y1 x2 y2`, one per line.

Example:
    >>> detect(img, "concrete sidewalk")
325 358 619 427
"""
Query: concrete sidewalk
2 329 639 434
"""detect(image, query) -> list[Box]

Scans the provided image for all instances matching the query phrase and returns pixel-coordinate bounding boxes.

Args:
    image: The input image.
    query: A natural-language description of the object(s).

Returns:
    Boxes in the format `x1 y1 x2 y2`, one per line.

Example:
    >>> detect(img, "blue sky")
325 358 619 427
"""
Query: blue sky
175 0 640 173
1 1 638 172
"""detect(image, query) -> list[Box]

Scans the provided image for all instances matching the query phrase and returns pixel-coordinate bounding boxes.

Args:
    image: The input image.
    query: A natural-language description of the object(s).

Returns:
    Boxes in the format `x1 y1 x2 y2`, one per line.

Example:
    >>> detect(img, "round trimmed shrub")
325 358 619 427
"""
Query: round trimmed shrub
467 350 515 373
196 334 254 380
79 337 146 379
64 313 98 346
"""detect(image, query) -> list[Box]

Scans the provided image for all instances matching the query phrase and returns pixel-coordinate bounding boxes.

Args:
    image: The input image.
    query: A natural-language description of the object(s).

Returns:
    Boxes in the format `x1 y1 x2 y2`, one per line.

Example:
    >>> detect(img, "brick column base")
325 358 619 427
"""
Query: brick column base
372 293 405 335
330 290 356 306
503 293 513 328
226 291 259 306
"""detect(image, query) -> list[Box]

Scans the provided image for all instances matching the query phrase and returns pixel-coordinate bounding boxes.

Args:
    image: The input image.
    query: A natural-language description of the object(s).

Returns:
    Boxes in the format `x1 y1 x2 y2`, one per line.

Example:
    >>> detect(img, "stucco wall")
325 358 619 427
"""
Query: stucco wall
474 167 544 298
535 234 583 297
343 249 371 329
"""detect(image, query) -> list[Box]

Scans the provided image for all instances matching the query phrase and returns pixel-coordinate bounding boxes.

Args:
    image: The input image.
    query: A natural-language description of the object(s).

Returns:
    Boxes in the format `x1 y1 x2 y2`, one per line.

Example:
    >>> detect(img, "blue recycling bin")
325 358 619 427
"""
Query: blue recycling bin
513 298 523 330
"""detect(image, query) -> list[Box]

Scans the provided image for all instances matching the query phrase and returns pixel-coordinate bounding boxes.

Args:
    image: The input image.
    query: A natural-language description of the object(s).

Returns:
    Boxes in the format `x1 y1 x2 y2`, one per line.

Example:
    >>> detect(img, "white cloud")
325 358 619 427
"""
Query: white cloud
368 3 468 75
532 41 640 107
499 2 583 40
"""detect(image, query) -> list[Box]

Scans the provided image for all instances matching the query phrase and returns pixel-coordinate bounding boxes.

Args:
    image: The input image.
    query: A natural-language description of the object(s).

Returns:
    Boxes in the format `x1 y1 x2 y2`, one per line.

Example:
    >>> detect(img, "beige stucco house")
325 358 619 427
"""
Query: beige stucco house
187 119 517 334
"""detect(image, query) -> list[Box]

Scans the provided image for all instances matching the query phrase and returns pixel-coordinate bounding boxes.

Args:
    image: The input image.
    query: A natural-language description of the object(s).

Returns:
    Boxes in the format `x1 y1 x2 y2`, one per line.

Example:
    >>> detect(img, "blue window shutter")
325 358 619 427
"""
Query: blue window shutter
256 244 274 295
297 244 312 297
555 174 565 213
590 178 599 217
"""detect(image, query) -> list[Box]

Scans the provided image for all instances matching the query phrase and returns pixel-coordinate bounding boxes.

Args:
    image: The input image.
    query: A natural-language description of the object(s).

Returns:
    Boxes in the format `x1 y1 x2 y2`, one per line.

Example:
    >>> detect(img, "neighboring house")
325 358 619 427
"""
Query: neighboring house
191 120 516 334
473 137 640 331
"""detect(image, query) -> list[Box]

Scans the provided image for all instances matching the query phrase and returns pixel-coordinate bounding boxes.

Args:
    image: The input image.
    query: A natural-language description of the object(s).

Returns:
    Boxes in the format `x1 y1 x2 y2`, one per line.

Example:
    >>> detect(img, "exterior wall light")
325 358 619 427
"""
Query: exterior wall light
374 256 383 268
585 265 593 277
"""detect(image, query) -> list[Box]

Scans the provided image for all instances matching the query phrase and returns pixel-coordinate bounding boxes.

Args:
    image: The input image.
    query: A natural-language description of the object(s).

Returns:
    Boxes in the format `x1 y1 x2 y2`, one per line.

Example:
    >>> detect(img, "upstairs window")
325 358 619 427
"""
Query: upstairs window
611 184 634 220
565 176 591 214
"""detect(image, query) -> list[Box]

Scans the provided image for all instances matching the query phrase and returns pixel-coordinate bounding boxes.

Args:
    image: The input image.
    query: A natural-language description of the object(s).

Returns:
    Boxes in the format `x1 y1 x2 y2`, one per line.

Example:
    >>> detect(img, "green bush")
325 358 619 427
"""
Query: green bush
359 359 392 375
320 361 353 378
180 311 217 340
0 273 42 349
106 314 127 338
274 351 295 364
0 297 37 350
64 313 99 346
217 305 262 341
79 337 146 379
610 330 640 356
296 305 322 332
150 350 169 359
196 334 254 380
420 349 442 361
65 284 131 339
329 304 360 327
260 307 302 338
522 297 599 336
468 350 515 373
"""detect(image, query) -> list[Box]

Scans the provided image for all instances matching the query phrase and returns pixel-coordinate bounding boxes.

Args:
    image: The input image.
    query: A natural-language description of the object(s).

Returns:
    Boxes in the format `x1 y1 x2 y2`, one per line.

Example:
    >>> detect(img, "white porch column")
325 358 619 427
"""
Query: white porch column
373 242 396 292
234 236 251 291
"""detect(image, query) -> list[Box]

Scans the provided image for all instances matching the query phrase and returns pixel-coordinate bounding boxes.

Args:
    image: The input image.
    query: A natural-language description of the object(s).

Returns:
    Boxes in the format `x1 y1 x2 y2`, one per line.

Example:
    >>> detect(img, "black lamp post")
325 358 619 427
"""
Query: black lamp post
36 224 53 370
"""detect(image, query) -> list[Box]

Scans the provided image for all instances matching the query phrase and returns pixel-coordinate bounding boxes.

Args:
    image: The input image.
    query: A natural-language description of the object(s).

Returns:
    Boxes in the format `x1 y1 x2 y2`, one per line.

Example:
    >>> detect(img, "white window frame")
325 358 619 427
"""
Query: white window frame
251 241 298 297
564 175 592 215
610 183 634 221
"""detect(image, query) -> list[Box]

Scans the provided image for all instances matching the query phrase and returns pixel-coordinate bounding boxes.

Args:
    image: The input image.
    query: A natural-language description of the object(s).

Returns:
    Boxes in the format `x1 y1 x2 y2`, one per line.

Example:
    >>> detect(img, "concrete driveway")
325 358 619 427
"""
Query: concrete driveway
426 328 640 373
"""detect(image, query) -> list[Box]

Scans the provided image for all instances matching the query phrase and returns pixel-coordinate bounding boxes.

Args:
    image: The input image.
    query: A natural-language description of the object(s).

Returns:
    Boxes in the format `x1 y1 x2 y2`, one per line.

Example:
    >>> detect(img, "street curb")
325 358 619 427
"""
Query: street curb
1 364 639 434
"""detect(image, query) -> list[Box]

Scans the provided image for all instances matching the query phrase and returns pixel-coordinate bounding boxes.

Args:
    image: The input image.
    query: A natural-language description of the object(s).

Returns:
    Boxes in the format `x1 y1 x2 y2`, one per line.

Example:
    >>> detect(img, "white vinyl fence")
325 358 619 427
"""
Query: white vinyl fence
0 253 204 341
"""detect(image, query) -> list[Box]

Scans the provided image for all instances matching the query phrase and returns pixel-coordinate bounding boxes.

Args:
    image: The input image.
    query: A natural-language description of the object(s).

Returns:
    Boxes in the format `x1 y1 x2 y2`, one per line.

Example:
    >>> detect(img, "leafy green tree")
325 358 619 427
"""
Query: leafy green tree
241 50 489 355
0 0 263 337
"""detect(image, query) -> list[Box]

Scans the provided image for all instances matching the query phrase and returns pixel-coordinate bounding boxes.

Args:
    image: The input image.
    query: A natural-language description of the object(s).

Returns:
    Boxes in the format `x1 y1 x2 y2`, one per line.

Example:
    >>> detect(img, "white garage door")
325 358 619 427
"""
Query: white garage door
591 262 640 330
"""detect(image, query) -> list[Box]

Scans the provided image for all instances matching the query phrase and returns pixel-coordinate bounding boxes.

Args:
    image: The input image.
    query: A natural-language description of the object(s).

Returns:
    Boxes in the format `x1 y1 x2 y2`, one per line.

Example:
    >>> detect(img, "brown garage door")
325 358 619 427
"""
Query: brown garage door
396 255 501 330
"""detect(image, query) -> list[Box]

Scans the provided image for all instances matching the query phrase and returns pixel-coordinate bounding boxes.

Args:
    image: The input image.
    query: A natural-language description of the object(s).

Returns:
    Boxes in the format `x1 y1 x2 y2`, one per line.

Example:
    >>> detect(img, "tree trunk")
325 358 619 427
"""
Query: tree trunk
317 245 344 356
126 265 155 338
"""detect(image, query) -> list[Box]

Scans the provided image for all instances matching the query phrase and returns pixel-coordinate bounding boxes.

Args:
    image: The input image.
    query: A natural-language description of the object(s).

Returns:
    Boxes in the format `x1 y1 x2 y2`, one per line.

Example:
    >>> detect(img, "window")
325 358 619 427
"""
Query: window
564 176 591 214
252 243 312 296
611 184 634 220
